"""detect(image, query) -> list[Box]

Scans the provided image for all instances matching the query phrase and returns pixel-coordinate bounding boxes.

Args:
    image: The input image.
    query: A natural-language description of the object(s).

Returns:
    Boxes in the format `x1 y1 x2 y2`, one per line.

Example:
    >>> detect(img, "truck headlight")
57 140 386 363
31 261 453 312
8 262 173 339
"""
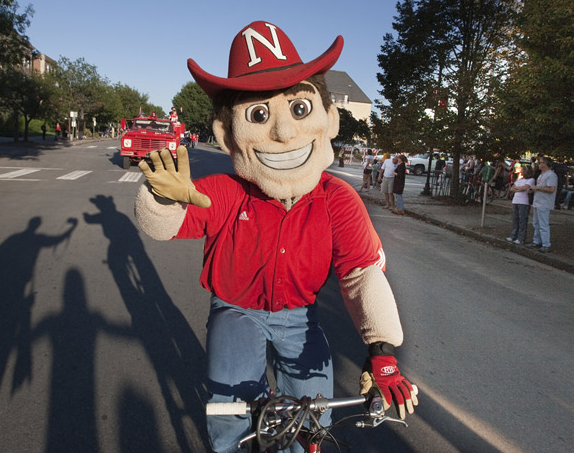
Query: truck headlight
168 141 177 151
123 139 132 148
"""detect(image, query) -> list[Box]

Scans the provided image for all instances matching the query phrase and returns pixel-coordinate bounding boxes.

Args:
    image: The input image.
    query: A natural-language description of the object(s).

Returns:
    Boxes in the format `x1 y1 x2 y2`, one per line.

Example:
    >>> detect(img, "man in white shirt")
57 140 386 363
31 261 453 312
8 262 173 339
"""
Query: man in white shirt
378 155 398 209
528 156 558 253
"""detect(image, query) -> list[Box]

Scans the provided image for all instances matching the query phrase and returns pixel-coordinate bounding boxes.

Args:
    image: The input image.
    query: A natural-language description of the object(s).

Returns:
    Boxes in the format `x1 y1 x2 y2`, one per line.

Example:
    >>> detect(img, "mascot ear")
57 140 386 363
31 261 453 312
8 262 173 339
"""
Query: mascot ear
327 104 340 140
213 117 237 155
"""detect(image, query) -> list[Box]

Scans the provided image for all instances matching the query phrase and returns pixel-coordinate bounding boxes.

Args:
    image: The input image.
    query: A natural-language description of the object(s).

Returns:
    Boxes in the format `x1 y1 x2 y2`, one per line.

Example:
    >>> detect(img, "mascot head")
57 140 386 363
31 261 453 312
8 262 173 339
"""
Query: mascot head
187 21 343 200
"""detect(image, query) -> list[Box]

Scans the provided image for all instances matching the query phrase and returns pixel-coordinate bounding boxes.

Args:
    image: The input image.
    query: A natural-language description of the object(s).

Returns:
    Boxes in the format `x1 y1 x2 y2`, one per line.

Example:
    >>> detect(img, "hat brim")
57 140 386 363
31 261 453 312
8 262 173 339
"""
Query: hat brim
188 36 343 99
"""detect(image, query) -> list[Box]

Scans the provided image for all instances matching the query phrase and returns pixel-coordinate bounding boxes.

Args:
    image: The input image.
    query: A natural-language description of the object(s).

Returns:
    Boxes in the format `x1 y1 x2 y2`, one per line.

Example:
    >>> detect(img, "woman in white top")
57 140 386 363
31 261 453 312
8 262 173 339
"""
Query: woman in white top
506 165 535 245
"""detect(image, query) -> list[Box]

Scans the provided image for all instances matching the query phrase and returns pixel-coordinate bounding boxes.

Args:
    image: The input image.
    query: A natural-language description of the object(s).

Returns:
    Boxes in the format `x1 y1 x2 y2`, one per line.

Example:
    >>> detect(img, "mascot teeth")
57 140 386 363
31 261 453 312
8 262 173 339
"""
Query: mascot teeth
255 142 313 170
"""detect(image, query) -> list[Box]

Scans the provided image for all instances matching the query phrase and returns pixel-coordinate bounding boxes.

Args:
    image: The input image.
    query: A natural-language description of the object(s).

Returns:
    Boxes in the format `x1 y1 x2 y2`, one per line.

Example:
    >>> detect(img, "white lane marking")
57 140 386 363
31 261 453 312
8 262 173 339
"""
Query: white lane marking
107 146 118 149
57 171 93 180
87 145 98 148
0 168 42 179
118 172 142 183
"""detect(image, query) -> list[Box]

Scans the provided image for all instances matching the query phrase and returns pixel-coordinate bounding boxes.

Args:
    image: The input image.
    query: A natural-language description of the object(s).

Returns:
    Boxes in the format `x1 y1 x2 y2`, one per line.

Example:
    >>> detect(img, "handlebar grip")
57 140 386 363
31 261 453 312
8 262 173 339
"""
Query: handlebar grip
206 402 248 416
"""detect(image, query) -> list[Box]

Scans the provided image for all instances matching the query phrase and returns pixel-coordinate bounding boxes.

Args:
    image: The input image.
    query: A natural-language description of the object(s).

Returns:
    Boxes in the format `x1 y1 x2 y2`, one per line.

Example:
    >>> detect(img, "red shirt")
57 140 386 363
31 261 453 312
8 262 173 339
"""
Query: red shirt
175 172 385 311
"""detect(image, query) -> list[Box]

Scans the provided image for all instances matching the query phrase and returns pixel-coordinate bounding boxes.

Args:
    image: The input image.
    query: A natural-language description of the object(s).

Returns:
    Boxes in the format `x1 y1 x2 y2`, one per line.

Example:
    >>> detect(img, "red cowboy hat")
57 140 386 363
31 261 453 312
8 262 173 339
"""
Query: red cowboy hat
187 21 343 99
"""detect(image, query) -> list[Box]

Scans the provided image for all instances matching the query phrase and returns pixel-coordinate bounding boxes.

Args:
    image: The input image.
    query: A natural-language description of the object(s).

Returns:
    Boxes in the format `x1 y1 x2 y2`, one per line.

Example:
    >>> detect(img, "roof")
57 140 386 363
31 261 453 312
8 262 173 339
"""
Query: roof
324 70 371 104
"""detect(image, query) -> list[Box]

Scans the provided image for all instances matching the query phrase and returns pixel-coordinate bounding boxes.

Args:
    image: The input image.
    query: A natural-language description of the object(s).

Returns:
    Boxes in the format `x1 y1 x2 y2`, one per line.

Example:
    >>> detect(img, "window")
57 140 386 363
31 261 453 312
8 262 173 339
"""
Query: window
329 92 349 104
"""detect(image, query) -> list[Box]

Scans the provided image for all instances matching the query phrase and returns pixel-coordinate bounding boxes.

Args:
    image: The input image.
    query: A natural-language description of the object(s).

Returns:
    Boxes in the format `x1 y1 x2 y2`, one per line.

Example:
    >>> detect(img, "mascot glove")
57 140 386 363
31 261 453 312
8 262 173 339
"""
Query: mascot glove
359 355 418 420
139 146 211 208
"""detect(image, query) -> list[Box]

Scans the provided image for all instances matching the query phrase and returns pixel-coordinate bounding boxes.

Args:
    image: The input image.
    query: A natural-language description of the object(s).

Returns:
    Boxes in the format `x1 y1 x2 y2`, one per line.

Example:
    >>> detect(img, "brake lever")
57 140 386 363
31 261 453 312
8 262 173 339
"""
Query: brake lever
356 415 408 428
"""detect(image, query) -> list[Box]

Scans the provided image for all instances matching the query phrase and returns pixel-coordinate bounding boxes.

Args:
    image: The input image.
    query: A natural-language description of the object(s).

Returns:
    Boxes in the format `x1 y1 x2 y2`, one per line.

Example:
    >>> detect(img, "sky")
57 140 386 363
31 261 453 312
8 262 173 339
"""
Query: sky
25 0 398 115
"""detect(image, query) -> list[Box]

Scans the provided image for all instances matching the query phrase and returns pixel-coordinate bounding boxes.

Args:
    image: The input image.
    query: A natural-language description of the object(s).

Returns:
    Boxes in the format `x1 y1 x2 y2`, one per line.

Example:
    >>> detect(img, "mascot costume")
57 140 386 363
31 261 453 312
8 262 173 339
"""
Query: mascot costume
134 20 417 453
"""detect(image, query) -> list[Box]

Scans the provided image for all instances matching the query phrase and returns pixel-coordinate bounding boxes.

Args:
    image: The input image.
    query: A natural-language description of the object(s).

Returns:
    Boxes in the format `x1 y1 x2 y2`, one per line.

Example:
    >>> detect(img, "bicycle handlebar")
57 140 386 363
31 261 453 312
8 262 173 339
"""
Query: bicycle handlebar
206 401 250 416
206 385 418 417
206 395 369 416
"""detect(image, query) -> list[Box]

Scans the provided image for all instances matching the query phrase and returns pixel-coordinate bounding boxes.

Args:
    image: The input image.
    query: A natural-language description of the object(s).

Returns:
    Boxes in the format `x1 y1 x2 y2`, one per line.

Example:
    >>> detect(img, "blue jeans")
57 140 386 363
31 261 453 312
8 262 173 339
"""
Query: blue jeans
532 207 551 248
562 189 574 208
395 193 404 210
206 295 333 453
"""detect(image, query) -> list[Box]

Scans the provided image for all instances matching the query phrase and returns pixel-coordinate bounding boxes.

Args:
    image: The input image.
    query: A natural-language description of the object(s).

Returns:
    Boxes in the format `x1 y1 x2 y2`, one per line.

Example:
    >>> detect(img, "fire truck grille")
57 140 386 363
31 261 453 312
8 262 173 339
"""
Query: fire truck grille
132 138 168 151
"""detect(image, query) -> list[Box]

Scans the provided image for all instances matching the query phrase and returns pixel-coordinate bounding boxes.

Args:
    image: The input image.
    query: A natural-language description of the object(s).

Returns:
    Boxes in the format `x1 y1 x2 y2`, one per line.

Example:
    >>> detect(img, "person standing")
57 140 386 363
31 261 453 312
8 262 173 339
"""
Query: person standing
528 156 558 253
359 150 374 192
506 165 535 245
391 155 407 215
55 122 61 140
371 157 381 188
41 123 47 140
552 157 568 209
169 107 178 123
378 155 398 208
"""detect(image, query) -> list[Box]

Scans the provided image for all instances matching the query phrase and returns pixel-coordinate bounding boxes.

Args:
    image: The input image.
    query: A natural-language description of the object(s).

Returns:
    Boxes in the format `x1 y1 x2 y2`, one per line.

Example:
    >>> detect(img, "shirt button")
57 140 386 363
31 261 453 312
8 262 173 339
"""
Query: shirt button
280 248 286 254
277 278 282 284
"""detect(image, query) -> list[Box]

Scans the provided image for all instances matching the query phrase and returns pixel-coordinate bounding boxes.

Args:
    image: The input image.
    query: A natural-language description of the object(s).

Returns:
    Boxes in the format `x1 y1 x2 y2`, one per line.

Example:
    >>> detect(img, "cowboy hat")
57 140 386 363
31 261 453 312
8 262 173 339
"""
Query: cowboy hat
187 20 343 99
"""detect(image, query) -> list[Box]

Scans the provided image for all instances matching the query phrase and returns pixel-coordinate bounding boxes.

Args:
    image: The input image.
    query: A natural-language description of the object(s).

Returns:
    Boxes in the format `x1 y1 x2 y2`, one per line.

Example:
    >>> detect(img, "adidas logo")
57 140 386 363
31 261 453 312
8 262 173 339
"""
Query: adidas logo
239 211 249 221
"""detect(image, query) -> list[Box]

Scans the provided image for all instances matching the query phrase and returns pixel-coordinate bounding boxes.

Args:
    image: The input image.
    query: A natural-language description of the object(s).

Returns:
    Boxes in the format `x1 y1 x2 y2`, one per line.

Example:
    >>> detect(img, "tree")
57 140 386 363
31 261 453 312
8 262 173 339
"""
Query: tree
50 57 111 136
333 108 359 150
113 83 164 120
498 0 574 157
0 67 55 140
0 0 34 68
172 82 212 134
377 0 514 200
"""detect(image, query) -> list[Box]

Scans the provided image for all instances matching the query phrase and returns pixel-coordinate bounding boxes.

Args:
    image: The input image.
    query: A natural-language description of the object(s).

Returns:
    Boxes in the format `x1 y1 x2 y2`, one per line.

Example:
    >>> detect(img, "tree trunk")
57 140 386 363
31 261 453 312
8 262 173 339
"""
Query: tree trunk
12 111 19 142
23 115 31 141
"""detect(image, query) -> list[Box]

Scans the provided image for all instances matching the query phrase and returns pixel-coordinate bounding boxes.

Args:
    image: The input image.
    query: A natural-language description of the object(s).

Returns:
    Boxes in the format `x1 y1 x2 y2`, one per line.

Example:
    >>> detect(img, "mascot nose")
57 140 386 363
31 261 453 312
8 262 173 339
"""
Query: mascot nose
270 115 296 143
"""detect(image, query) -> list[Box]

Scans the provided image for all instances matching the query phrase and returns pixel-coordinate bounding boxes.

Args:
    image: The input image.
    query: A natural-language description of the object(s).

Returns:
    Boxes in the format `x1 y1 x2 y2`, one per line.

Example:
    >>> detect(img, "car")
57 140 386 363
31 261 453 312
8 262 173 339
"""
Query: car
406 152 451 176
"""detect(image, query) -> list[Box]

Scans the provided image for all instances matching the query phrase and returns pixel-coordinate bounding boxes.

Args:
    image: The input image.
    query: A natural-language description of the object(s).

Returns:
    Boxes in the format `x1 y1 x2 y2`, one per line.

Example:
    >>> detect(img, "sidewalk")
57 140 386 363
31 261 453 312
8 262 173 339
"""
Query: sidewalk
0 134 115 158
337 162 574 274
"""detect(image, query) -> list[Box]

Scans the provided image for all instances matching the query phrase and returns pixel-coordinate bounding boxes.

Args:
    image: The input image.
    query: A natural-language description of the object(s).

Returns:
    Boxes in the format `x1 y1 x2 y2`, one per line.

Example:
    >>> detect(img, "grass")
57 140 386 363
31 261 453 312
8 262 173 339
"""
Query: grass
0 118 53 138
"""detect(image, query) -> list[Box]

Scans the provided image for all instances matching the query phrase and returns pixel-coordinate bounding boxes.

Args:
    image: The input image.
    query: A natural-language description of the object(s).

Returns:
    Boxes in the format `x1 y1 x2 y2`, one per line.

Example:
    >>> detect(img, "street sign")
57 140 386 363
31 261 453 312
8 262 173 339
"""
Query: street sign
70 111 78 118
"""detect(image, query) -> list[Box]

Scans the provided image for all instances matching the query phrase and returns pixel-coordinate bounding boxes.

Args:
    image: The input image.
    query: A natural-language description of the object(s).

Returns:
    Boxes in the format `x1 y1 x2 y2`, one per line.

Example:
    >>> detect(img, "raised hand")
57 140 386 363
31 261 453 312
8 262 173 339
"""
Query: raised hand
139 146 211 208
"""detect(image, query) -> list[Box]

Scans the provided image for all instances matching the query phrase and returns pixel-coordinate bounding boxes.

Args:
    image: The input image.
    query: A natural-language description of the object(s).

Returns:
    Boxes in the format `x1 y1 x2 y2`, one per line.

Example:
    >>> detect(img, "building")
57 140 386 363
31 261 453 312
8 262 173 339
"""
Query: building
31 53 57 75
324 70 372 122
10 33 57 76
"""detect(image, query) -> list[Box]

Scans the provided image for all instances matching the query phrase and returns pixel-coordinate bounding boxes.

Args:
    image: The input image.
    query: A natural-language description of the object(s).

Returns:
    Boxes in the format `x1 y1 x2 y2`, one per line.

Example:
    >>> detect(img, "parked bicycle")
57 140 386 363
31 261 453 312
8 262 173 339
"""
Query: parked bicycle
206 386 417 452
459 173 494 205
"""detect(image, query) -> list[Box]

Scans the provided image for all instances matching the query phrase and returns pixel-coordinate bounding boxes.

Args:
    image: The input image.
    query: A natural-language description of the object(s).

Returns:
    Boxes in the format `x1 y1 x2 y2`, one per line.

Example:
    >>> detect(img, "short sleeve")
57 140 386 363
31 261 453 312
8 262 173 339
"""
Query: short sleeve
327 178 385 279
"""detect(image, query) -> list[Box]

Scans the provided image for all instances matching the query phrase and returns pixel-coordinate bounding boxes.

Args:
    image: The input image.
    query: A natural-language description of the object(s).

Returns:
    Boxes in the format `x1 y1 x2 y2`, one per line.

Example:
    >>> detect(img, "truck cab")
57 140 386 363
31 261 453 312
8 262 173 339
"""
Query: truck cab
120 116 185 169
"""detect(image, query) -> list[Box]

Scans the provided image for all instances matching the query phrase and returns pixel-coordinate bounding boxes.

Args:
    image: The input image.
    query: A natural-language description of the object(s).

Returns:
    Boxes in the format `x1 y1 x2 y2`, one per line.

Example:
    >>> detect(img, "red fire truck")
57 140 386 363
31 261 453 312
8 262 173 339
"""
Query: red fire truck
120 116 185 169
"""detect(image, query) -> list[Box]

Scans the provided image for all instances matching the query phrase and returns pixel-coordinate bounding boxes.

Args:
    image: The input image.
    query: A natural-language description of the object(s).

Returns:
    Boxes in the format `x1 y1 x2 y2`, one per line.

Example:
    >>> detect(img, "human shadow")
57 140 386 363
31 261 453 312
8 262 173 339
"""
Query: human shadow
30 268 132 453
0 216 77 394
118 385 163 453
84 195 209 452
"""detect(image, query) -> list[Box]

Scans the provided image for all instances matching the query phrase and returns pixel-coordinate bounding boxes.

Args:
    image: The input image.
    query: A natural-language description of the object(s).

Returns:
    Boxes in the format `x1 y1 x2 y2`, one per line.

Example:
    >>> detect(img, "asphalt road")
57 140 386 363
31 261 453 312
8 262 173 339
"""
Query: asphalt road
0 141 572 452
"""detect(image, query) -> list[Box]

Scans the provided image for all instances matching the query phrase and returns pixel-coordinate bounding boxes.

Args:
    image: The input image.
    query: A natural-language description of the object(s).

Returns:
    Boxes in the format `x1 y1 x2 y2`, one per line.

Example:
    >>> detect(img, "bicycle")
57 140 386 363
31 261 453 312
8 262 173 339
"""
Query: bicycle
206 386 417 452
475 180 494 204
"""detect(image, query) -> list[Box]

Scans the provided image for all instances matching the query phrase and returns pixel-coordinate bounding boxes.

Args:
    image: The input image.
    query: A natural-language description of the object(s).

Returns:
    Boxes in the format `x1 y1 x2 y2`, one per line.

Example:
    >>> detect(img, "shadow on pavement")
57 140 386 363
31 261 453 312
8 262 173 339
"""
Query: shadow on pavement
84 195 210 452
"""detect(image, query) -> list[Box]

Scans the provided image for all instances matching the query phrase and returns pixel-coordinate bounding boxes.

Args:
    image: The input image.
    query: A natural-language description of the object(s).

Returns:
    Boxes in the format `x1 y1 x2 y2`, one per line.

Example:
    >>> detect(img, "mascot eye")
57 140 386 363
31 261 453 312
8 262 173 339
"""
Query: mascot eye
289 99 312 119
246 104 269 123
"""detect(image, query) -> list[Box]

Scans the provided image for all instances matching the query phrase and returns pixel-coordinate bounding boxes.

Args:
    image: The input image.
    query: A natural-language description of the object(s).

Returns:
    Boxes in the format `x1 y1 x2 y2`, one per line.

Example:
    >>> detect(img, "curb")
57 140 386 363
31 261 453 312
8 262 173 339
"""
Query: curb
358 192 574 275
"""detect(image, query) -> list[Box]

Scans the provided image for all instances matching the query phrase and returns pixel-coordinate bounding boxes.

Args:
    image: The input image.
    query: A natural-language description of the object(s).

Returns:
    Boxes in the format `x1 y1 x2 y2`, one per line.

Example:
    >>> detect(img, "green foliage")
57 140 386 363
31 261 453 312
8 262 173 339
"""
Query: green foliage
498 0 574 156
50 56 109 121
171 82 212 133
0 67 57 139
0 0 34 68
376 0 515 199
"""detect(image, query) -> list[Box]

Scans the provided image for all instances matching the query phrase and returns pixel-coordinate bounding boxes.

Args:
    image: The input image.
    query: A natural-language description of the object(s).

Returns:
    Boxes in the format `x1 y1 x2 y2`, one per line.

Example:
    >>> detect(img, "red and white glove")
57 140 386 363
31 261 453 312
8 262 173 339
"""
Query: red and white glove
360 355 418 420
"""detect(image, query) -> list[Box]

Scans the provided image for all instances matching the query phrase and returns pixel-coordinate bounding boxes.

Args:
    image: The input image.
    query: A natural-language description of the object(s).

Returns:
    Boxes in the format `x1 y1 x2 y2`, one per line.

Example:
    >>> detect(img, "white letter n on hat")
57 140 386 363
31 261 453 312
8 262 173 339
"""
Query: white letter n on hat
242 23 287 68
